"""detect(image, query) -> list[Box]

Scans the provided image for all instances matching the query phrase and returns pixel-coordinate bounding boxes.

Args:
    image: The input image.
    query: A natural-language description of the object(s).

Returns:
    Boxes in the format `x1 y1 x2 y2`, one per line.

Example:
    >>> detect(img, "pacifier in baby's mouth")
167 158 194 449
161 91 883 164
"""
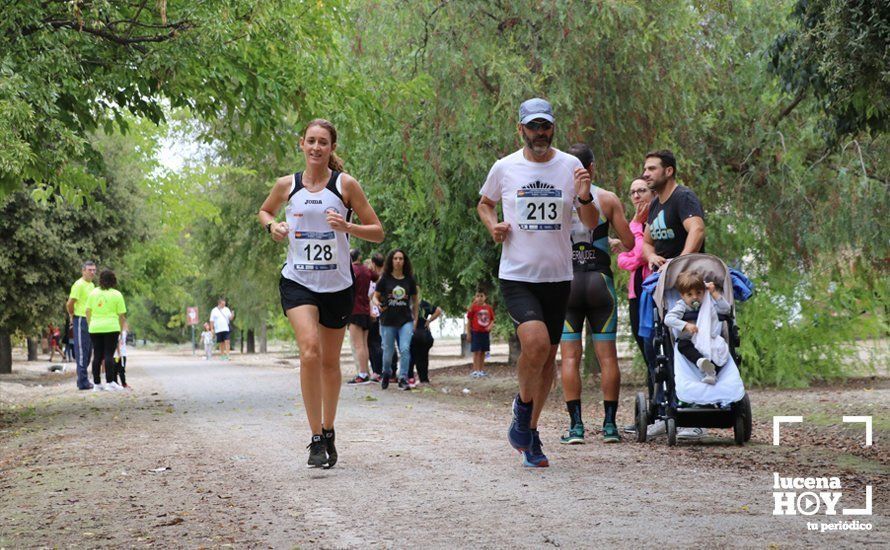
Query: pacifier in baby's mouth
691 300 701 311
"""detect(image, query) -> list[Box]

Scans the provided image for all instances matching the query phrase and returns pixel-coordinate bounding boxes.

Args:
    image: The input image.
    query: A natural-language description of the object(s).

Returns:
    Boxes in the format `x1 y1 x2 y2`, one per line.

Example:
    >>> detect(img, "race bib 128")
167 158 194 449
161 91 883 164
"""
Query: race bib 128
293 231 338 270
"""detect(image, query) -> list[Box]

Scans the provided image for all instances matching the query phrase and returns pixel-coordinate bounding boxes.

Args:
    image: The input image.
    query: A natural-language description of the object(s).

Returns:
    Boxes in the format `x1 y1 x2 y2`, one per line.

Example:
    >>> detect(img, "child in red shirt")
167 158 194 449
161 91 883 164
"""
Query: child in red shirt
466 289 495 378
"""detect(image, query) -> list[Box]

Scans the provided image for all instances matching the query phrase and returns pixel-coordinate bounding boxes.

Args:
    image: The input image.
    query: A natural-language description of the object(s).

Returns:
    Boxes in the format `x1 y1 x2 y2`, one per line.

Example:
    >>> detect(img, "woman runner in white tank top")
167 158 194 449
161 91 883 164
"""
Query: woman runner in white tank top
258 119 384 469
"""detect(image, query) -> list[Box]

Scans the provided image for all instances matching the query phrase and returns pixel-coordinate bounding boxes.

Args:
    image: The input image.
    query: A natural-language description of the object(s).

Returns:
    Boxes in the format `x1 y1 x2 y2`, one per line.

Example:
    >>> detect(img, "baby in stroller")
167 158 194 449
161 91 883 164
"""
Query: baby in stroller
663 270 730 385
635 253 752 445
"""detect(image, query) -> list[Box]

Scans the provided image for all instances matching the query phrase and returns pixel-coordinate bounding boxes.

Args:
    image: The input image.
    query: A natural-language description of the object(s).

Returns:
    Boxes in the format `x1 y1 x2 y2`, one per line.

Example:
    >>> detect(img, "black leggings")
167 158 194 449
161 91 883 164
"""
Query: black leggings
409 330 433 382
90 332 119 384
628 298 646 359
115 356 127 386
629 297 657 399
368 319 383 375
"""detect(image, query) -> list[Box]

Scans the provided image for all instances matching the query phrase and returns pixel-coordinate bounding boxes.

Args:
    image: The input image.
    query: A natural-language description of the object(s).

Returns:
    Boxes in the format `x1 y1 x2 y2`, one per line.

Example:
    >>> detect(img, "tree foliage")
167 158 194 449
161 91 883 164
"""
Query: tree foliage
1 0 886 384
769 0 890 141
0 0 346 199
0 160 142 371
341 0 887 384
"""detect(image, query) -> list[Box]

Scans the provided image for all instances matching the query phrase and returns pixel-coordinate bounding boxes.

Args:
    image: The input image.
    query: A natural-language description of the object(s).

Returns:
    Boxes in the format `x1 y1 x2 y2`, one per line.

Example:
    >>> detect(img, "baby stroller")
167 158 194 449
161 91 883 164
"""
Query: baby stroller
635 253 752 446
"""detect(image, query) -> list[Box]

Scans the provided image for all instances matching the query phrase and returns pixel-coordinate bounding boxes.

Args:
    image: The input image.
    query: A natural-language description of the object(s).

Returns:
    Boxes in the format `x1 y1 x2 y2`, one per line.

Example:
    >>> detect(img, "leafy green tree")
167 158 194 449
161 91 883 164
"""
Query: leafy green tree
0 0 346 199
0 176 141 373
769 0 890 141
343 0 887 384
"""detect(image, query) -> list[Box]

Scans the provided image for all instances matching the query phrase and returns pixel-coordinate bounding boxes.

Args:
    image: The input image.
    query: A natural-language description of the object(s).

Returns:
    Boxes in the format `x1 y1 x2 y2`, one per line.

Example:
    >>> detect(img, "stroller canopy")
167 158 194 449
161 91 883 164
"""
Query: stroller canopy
653 254 734 311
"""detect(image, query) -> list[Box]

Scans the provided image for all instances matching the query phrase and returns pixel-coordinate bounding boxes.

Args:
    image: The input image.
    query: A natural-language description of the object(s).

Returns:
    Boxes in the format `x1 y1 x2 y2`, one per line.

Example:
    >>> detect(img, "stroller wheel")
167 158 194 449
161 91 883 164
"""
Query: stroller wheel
742 393 754 443
635 392 648 443
666 417 677 447
732 393 753 444
734 410 746 445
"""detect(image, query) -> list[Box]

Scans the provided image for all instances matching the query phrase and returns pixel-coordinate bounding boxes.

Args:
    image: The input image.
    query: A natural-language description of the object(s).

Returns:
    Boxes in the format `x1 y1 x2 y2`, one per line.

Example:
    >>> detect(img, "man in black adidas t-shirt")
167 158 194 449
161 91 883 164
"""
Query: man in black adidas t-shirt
641 149 705 270
640 149 706 441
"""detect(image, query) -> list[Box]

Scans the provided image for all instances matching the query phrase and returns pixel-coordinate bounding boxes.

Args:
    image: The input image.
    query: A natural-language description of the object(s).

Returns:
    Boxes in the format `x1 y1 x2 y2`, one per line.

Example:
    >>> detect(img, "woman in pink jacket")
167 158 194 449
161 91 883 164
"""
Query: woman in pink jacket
615 178 654 359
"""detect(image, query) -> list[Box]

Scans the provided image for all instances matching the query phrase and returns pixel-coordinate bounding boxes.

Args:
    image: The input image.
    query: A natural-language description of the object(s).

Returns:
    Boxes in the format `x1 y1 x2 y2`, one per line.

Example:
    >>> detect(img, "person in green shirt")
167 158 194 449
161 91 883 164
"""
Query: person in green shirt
85 269 127 391
66 260 96 390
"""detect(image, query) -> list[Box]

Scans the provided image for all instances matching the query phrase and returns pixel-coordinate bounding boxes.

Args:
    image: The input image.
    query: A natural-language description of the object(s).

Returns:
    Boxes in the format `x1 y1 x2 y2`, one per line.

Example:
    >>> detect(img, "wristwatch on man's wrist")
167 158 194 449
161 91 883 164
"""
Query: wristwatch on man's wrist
577 193 594 205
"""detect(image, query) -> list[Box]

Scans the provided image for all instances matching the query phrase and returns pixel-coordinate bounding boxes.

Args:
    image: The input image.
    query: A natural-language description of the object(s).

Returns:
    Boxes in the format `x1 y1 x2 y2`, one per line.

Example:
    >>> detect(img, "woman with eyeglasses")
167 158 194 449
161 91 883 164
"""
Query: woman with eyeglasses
614 177 657 435
616 177 655 362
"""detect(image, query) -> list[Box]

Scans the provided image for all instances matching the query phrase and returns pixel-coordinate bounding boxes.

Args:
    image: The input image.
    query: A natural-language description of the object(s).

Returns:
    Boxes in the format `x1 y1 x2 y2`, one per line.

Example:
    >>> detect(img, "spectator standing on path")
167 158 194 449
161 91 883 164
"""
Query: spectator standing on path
62 315 74 362
209 298 234 360
200 322 215 360
408 295 442 385
640 149 706 440
614 177 655 365
346 249 379 385
48 323 64 362
366 254 385 381
614 177 655 433
85 269 127 391
466 288 494 378
66 260 96 390
477 97 599 468
373 249 419 391
114 327 130 389
258 118 384 469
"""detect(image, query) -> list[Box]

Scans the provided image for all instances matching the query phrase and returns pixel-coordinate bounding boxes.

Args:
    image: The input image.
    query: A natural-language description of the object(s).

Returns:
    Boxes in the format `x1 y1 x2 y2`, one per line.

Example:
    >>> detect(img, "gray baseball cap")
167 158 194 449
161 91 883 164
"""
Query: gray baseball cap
519 97 555 125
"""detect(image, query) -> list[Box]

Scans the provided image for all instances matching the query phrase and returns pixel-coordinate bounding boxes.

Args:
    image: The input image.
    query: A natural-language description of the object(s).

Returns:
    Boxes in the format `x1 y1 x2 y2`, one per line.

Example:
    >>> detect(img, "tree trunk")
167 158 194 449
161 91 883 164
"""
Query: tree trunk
246 329 255 354
0 329 12 374
259 323 267 353
508 332 521 367
27 337 38 361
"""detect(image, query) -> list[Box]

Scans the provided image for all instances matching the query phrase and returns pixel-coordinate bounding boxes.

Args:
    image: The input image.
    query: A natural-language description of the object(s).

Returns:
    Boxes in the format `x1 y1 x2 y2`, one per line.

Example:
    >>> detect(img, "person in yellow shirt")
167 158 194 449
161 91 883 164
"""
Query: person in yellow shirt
85 269 127 391
66 261 96 390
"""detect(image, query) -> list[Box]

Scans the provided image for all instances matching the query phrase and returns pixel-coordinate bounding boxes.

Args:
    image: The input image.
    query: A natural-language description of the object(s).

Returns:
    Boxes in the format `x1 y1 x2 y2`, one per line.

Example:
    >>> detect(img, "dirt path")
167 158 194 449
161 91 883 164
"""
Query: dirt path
1 350 886 548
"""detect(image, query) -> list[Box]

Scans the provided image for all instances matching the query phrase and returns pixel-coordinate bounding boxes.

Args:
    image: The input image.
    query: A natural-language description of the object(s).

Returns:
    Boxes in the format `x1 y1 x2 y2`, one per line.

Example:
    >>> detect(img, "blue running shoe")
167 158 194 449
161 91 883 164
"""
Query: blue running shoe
508 394 533 451
522 429 549 468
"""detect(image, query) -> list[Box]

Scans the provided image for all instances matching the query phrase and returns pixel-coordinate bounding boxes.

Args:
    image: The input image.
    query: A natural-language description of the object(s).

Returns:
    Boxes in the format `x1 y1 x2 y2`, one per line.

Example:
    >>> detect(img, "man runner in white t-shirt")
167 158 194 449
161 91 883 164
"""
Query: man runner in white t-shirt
477 98 600 467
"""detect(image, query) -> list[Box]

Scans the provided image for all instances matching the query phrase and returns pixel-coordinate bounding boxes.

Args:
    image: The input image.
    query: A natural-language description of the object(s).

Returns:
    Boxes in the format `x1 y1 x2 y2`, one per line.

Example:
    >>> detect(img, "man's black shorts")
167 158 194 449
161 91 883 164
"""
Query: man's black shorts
215 331 230 343
279 277 354 329
499 279 571 345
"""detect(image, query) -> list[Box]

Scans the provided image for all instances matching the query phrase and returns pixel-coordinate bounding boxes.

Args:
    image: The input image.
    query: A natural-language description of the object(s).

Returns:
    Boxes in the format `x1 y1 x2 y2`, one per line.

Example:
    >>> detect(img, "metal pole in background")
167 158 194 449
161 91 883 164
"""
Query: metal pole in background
191 324 195 355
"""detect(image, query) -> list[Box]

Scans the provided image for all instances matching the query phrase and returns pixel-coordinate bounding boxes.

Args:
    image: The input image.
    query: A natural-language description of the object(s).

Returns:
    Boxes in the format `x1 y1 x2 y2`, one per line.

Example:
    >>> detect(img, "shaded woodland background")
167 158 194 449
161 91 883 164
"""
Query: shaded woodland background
1 1 886 384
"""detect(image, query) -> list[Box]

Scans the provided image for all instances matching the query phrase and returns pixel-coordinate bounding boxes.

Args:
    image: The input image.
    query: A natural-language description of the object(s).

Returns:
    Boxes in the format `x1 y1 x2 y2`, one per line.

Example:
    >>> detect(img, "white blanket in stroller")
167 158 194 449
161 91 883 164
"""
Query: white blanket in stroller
673 346 745 406
693 293 731 367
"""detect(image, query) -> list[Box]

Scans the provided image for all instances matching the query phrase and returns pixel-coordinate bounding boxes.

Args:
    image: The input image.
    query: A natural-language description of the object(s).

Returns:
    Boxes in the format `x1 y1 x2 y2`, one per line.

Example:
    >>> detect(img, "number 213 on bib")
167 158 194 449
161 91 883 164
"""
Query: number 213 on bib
516 188 563 231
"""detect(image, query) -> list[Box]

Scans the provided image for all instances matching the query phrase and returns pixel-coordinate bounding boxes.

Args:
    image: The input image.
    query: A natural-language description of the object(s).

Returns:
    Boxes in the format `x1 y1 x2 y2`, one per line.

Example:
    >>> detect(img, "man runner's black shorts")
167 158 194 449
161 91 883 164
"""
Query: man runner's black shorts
499 279 571 345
